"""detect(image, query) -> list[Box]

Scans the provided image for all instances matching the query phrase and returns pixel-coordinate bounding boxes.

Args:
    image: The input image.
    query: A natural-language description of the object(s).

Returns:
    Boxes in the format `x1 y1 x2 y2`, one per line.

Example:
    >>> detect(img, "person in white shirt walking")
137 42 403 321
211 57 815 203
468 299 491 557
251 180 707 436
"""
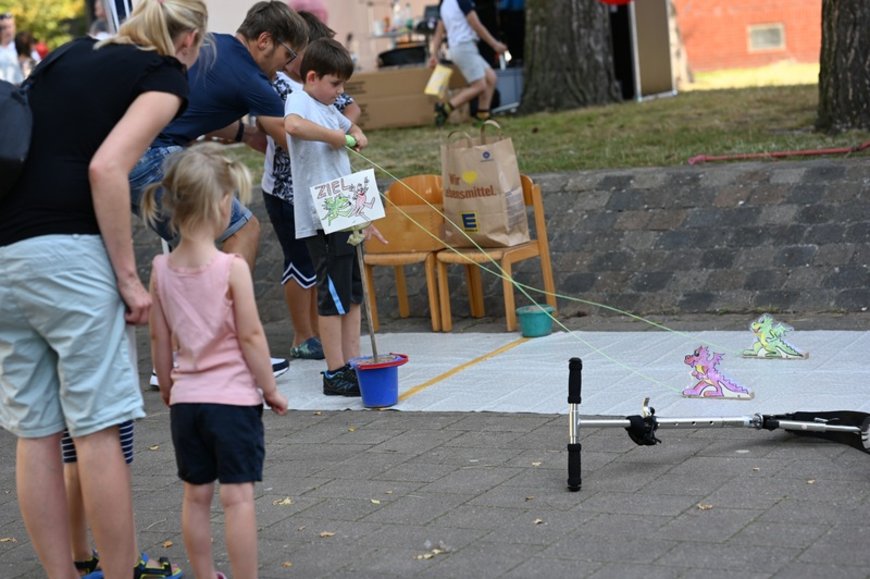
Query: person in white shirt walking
428 0 506 126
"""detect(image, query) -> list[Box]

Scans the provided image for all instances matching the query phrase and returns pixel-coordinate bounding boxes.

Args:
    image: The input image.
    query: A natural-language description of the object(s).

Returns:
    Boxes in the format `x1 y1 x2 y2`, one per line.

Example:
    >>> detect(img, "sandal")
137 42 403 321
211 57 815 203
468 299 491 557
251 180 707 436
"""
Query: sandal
134 552 184 579
82 552 183 579
75 550 99 575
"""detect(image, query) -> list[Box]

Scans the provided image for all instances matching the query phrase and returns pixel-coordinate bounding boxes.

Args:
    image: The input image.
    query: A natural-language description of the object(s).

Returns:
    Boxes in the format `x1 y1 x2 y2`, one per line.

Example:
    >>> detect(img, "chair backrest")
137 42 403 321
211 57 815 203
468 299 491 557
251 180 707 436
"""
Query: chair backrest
521 174 550 252
387 174 442 206
368 174 445 254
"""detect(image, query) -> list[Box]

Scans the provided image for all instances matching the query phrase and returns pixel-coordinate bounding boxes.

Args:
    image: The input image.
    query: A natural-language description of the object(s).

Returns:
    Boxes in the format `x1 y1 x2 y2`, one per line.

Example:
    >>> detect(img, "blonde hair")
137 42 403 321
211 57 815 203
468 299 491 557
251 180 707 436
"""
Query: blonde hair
97 0 208 58
141 142 252 237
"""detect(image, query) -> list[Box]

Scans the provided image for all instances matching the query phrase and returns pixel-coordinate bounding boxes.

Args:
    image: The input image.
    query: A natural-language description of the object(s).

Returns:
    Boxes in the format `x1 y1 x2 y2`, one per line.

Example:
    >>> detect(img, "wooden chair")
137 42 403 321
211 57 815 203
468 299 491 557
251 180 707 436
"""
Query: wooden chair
363 174 445 331
435 174 557 332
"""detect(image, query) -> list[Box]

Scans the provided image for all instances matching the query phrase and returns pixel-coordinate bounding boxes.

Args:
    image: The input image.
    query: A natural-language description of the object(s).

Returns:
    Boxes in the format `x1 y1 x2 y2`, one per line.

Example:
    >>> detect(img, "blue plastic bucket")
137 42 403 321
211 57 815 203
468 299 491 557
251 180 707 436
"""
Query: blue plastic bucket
349 353 409 408
516 305 555 338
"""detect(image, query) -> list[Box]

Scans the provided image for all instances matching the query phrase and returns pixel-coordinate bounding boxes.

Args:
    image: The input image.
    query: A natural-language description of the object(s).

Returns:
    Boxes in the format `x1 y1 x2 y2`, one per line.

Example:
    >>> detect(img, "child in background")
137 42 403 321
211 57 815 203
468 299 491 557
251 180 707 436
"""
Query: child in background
61 423 184 578
261 10 361 363
143 142 288 579
284 38 383 396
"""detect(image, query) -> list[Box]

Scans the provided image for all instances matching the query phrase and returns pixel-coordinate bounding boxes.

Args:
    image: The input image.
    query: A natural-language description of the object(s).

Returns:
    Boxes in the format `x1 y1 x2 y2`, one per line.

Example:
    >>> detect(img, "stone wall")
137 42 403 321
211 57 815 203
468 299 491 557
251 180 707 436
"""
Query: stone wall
132 158 869 325
535 158 868 318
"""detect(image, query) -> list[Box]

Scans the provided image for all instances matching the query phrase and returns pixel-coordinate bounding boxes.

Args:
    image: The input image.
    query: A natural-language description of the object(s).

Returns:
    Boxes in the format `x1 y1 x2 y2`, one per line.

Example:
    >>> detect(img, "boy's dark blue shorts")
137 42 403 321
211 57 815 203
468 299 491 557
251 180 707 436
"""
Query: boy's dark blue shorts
262 193 317 289
170 403 264 485
305 230 362 316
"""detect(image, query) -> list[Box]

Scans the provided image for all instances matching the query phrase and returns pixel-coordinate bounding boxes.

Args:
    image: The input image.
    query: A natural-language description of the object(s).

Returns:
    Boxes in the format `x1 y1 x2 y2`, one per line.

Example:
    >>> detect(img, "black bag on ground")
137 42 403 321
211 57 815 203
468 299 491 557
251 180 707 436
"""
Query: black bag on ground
0 79 32 200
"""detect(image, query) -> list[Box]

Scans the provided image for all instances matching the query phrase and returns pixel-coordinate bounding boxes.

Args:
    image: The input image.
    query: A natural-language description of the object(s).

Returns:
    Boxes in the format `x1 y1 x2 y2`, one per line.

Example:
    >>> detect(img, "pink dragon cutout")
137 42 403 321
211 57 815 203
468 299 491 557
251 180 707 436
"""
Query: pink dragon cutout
682 346 753 400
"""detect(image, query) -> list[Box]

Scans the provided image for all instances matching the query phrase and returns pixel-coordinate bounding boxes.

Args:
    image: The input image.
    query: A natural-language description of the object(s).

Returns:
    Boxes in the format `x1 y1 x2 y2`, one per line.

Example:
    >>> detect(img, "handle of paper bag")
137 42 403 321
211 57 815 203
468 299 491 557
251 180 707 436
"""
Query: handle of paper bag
479 119 503 144
446 130 474 148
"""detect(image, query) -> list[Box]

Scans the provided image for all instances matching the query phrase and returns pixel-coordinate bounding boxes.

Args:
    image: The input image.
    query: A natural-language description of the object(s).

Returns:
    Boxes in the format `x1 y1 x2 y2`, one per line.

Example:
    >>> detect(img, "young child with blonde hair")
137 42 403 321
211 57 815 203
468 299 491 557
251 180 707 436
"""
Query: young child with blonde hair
142 142 288 579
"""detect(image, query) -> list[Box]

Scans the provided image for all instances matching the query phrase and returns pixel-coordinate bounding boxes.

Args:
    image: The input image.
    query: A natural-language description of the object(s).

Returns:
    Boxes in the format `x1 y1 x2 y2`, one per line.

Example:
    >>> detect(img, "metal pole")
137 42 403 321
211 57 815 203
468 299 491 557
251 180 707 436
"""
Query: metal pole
578 415 861 435
579 416 756 429
567 357 582 492
628 1 642 101
103 0 131 33
772 420 862 435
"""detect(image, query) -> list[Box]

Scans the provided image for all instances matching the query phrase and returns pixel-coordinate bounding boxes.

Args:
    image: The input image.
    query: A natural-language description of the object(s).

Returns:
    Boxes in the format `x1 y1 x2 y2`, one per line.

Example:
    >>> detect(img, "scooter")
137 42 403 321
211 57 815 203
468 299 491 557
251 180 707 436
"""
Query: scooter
565 357 870 492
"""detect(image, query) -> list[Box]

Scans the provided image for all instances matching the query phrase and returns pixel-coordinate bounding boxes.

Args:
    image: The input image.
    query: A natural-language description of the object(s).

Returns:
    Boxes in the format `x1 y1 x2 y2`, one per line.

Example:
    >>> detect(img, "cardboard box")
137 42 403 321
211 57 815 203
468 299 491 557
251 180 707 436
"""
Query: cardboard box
346 65 466 100
356 93 438 130
366 204 446 253
347 65 468 130
345 66 431 99
355 91 469 130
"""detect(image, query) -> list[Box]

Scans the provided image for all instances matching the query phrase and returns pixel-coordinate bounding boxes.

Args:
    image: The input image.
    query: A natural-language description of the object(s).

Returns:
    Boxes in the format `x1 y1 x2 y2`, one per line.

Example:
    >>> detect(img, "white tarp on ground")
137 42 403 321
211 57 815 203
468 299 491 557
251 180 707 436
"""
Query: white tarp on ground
275 330 870 416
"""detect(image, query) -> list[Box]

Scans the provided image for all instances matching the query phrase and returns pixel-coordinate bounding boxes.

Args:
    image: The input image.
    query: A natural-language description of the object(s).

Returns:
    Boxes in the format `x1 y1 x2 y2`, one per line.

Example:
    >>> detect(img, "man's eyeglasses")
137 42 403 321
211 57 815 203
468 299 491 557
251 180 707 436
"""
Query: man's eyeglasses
279 41 298 64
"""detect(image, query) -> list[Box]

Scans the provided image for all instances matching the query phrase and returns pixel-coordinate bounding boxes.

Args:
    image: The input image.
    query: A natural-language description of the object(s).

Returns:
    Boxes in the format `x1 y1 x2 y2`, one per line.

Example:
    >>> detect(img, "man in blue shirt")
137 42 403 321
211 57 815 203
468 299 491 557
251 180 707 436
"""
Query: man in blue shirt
130 1 309 380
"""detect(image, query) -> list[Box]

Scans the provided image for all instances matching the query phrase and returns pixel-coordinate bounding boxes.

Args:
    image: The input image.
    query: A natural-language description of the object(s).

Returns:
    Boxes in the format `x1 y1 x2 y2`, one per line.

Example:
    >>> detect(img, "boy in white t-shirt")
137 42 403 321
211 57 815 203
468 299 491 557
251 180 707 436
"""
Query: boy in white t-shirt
261 11 360 363
284 37 383 396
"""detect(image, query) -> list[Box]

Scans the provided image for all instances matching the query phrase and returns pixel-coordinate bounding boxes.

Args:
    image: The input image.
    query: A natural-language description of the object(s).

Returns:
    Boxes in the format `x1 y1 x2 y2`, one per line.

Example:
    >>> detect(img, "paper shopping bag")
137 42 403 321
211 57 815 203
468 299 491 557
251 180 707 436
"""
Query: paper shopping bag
440 121 530 247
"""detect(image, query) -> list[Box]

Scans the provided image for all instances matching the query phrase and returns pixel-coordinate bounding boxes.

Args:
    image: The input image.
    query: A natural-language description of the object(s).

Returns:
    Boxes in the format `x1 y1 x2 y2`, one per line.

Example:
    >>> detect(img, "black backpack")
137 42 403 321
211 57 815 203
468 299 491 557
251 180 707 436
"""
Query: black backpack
0 40 76 200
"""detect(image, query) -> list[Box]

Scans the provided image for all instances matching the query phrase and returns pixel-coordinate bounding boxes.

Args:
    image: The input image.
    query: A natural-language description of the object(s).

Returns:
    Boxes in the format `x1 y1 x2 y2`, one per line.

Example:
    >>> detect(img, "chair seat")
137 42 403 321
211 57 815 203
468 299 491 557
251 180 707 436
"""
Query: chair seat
436 243 537 264
365 252 432 266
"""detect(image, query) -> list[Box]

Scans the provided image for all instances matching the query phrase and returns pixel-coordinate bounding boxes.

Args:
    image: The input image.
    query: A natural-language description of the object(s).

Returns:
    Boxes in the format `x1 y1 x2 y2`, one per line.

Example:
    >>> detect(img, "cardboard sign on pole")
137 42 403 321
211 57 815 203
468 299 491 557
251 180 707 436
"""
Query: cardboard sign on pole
309 168 385 234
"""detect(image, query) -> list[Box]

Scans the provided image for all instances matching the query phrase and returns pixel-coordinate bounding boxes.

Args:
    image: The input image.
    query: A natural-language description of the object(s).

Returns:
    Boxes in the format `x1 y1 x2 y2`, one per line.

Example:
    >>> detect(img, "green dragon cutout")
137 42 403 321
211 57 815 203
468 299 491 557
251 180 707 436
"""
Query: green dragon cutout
321 195 354 225
741 314 808 360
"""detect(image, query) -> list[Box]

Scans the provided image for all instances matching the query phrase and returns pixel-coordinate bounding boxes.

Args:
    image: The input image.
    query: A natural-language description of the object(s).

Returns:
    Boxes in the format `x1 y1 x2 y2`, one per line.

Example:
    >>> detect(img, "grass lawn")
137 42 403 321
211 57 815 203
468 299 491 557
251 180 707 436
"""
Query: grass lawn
228 81 870 183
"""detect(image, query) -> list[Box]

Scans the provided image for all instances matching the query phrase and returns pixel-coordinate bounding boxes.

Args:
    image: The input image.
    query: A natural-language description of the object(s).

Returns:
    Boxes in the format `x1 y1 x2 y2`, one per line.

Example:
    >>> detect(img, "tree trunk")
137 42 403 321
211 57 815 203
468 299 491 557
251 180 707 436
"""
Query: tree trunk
817 0 870 132
520 0 620 114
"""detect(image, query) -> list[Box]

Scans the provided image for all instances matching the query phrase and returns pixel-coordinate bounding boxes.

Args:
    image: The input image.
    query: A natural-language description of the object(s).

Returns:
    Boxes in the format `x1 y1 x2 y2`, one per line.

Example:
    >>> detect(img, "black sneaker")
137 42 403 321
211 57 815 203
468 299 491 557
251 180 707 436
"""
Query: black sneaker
322 364 361 397
434 101 450 127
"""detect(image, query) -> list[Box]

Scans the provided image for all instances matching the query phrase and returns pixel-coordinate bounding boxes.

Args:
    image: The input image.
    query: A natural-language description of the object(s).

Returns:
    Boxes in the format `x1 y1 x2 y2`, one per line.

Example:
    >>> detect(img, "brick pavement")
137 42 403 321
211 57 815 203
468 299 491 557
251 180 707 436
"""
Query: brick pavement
2 312 869 578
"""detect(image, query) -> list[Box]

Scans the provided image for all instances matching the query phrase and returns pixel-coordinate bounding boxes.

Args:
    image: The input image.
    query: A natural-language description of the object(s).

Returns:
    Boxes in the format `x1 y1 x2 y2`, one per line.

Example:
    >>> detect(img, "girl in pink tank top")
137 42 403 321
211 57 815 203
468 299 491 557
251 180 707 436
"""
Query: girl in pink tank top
142 142 288 579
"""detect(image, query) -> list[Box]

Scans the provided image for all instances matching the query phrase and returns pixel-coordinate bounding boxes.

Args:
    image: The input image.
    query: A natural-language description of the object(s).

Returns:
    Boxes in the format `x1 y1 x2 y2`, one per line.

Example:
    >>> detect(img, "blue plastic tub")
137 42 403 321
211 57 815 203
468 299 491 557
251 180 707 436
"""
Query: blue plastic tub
349 353 409 408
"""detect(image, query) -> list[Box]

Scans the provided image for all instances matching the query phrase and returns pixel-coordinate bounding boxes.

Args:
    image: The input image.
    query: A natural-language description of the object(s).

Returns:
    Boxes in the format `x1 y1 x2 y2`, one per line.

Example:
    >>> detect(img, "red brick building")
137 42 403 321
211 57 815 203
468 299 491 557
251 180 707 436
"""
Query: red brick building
671 0 821 72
